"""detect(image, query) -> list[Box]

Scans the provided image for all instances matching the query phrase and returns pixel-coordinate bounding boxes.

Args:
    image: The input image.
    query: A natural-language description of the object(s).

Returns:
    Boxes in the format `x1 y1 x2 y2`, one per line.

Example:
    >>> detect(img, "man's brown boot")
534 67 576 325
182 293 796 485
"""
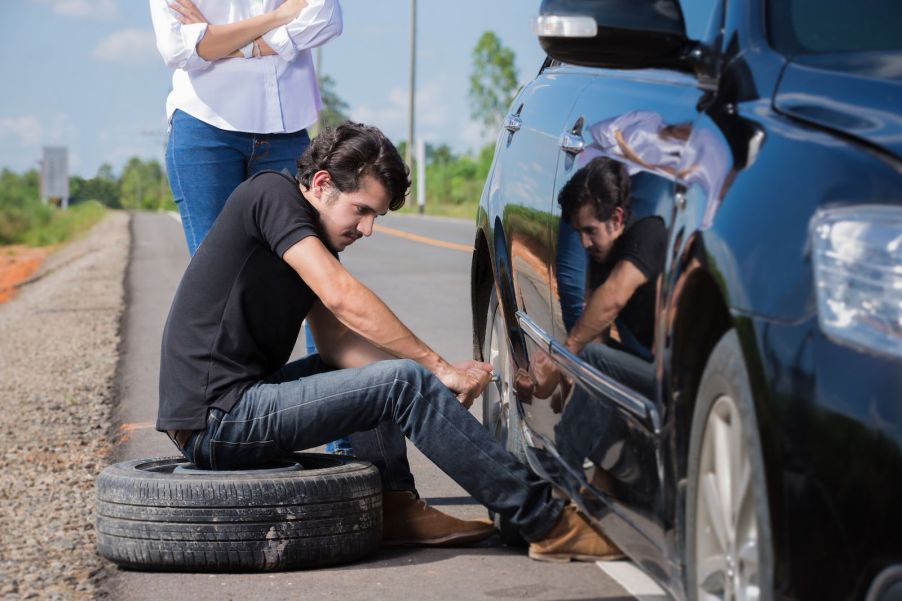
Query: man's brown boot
528 505 625 562
382 491 496 547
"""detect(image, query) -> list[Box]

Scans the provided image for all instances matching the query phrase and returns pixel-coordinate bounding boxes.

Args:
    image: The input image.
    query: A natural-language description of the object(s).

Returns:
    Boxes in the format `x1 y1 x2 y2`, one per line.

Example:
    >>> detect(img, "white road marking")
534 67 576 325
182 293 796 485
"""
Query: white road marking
596 560 671 600
167 211 181 223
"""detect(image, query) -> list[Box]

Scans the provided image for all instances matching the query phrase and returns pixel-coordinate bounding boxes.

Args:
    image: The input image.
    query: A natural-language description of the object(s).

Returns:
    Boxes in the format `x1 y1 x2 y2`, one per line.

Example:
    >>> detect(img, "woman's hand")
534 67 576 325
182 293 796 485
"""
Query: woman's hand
169 0 207 25
255 37 277 56
274 0 309 25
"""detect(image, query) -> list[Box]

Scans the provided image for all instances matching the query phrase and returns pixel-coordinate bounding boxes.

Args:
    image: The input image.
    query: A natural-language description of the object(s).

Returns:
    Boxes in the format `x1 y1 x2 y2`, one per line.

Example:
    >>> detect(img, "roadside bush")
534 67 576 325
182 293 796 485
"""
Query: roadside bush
0 167 107 245
19 200 107 246
0 169 49 244
401 143 495 218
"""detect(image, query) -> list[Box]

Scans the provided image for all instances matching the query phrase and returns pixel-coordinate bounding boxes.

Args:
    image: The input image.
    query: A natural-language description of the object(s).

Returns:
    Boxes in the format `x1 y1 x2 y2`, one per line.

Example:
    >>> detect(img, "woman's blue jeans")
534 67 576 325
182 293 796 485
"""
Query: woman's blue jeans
178 355 564 542
165 109 311 256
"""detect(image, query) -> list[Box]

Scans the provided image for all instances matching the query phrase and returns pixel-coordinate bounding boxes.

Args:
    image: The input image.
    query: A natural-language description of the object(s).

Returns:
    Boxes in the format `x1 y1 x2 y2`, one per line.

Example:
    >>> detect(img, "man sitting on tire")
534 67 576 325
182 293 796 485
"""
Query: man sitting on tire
156 122 620 560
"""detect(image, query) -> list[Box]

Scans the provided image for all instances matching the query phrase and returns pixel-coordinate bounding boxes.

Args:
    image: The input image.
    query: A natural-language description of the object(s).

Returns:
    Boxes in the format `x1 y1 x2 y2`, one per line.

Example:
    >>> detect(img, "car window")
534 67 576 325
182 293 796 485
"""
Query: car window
769 0 902 54
680 0 722 43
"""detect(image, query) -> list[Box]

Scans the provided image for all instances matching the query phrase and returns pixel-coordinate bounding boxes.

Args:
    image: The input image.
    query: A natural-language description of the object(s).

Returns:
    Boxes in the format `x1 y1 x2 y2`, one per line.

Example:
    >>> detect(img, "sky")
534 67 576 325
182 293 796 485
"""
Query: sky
0 0 546 178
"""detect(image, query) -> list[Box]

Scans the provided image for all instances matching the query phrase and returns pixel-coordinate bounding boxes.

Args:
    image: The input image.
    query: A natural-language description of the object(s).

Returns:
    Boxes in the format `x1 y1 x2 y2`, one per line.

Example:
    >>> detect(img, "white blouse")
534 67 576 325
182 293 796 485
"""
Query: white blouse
149 0 342 134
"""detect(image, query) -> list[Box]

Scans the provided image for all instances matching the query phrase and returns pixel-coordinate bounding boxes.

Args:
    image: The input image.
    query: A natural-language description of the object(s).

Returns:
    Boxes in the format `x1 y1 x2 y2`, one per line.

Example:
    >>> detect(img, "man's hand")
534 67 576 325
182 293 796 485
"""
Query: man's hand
436 361 492 409
530 352 561 399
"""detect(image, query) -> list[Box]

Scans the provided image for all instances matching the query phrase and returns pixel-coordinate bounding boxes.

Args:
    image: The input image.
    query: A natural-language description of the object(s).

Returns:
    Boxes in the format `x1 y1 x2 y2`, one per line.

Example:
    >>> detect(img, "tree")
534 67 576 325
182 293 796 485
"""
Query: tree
318 74 351 129
70 171 120 207
96 163 115 181
119 158 172 211
468 31 519 137
426 143 456 166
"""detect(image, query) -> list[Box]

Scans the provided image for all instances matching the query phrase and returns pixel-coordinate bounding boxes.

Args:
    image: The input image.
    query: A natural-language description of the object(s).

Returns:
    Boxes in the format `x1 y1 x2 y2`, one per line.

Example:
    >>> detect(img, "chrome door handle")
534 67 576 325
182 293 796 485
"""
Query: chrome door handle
560 132 585 154
504 114 522 133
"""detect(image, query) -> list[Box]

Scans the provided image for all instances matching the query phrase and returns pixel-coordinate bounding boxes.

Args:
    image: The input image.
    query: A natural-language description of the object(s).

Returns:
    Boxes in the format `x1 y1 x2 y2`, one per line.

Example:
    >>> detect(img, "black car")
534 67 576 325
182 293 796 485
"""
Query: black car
470 1 902 599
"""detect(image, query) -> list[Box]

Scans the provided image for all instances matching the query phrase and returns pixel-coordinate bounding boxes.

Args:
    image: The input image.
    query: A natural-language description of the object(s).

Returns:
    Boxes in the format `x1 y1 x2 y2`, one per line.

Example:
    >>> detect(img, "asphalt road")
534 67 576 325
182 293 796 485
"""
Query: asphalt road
102 211 644 601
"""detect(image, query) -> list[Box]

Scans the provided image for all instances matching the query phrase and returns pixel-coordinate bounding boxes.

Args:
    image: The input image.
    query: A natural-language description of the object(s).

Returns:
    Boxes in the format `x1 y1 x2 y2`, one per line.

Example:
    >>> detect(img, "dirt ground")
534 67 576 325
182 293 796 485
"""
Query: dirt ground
0 245 52 303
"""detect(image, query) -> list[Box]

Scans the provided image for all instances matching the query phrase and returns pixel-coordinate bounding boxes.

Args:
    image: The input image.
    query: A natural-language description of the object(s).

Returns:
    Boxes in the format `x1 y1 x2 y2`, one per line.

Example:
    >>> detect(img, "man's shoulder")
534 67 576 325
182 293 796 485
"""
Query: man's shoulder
625 215 665 239
231 170 307 217
243 170 300 194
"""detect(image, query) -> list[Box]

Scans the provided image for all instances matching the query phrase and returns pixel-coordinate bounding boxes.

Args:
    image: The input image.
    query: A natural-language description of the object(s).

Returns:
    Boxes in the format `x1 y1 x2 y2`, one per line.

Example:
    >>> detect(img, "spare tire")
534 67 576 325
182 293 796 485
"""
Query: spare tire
95 453 382 572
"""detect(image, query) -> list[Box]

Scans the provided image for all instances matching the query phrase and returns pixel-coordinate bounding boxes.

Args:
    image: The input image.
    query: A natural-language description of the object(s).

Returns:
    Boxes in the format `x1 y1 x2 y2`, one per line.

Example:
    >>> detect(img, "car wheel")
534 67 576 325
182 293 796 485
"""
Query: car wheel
482 294 528 546
95 453 382 571
687 330 774 601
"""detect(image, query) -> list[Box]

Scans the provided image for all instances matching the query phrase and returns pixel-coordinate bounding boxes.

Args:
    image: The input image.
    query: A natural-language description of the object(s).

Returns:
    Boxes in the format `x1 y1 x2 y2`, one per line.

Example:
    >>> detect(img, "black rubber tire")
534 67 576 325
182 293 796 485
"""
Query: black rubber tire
481 295 528 547
686 330 774 600
95 453 382 572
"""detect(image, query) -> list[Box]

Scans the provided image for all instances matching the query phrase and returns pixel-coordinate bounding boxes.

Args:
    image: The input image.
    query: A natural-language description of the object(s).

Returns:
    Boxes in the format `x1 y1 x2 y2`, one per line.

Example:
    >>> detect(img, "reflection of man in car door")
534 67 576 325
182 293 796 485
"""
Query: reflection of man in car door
530 156 667 500
556 156 666 399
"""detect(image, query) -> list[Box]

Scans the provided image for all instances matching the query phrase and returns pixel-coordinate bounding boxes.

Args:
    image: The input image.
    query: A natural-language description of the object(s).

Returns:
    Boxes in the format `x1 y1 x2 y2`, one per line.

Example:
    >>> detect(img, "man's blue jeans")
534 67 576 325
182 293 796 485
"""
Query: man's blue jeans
178 355 564 542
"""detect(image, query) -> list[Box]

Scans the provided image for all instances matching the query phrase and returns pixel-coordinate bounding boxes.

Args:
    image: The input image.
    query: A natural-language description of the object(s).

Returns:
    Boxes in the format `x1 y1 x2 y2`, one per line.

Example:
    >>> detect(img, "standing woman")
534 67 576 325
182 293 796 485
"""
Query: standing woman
150 0 343 255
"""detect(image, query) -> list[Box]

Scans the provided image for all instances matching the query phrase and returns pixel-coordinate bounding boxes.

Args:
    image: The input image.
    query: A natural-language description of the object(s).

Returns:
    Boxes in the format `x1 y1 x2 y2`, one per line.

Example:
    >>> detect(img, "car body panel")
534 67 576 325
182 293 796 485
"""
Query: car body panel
773 52 902 161
472 0 902 598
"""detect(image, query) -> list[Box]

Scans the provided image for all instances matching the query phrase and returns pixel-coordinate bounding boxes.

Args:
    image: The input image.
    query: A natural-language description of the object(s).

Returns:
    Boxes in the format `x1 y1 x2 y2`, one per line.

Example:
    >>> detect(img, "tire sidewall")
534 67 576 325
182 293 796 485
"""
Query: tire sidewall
685 330 774 600
95 453 382 571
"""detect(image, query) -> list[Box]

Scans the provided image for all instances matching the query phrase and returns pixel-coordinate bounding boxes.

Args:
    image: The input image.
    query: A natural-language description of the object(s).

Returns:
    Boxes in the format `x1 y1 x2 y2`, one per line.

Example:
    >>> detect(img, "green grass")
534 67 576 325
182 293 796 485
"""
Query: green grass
4 201 107 247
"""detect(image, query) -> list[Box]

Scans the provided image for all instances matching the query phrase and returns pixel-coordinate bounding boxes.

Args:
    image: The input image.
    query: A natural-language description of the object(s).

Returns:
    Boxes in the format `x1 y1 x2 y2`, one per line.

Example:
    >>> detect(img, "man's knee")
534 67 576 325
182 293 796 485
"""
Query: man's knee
388 358 431 382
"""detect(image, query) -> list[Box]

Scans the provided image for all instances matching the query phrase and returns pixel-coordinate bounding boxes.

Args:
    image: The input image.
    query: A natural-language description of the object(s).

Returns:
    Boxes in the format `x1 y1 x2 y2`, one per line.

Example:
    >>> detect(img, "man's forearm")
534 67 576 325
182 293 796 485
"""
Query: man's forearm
565 260 647 355
565 304 619 355
283 237 451 377
327 276 449 375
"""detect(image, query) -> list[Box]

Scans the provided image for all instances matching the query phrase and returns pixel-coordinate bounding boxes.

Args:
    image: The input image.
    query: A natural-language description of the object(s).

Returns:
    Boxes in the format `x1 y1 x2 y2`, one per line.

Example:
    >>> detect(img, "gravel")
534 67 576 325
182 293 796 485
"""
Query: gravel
0 212 130 600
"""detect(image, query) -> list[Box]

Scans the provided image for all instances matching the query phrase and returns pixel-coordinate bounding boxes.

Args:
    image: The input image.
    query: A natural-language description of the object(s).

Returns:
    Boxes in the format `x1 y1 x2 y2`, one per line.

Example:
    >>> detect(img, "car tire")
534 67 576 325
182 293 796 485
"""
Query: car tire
686 330 774 600
95 453 382 572
481 294 528 547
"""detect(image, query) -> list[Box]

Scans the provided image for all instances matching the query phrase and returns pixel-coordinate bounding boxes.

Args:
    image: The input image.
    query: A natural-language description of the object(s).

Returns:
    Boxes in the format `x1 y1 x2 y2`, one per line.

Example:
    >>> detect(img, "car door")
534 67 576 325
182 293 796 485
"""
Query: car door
514 0 725 576
492 65 591 368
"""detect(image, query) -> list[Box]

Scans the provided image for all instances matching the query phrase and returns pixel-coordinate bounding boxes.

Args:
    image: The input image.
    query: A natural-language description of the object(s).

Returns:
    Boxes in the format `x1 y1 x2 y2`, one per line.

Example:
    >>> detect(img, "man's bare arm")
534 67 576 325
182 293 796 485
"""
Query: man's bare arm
307 300 396 368
284 237 444 368
565 260 648 355
283 236 488 403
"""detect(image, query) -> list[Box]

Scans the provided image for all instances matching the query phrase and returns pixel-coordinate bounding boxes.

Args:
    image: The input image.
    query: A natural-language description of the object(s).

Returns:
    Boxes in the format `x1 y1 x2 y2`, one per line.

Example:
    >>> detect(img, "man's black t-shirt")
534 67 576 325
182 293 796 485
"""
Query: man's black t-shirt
587 216 666 353
157 171 328 430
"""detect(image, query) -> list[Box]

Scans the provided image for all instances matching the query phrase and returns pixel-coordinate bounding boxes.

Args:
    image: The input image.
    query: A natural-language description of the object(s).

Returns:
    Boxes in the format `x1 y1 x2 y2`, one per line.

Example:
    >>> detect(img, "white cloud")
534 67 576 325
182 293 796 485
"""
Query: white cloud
0 114 77 147
0 116 44 146
32 0 121 21
460 120 491 149
351 76 472 148
92 28 158 64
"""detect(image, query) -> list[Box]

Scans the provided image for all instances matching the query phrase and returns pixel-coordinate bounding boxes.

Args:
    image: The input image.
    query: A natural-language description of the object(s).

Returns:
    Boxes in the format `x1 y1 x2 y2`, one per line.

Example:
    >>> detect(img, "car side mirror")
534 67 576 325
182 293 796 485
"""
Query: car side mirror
534 0 694 71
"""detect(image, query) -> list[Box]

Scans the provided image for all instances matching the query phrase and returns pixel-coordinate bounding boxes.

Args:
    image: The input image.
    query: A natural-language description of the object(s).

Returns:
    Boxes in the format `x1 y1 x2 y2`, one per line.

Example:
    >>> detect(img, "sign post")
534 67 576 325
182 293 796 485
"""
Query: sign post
416 139 425 214
41 146 69 208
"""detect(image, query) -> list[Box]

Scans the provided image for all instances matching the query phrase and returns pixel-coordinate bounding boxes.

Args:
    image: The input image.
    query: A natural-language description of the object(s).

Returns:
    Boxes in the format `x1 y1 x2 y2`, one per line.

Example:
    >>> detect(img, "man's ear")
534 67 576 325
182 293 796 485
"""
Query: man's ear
310 170 333 199
611 206 625 229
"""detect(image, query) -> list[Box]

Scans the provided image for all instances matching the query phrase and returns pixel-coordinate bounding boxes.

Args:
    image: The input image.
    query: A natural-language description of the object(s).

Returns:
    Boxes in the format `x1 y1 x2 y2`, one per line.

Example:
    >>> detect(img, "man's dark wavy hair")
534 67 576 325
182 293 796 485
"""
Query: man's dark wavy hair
296 122 410 211
558 157 631 224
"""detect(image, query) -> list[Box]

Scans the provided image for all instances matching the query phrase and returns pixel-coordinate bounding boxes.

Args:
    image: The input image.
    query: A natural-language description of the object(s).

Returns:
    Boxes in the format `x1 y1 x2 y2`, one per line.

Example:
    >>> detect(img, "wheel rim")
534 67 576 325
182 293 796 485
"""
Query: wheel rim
486 304 512 444
695 394 760 601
